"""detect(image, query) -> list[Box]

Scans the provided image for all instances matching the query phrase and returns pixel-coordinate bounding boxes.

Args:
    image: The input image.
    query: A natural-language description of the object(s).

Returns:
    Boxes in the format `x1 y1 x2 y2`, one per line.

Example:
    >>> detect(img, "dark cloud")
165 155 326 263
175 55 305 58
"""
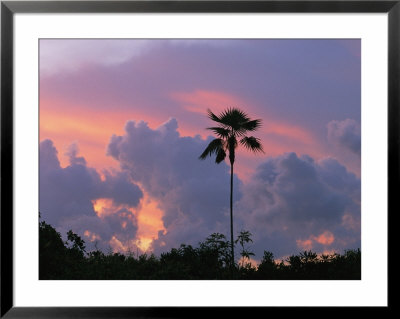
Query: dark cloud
107 118 242 254
100 170 142 207
39 139 61 171
236 152 361 259
327 119 361 155
39 139 143 251
40 140 102 224
317 158 360 201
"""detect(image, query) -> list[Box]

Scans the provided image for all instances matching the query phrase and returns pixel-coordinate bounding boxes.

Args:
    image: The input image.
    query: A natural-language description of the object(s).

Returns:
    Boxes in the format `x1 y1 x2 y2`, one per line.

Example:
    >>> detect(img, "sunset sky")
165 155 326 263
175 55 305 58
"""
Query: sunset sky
39 39 361 261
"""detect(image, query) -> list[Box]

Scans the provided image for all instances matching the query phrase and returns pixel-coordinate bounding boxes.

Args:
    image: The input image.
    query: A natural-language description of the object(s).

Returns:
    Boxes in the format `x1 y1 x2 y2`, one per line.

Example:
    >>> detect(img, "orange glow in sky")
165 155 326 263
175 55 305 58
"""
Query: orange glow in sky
296 230 335 251
92 198 118 218
136 197 164 237
40 98 166 170
83 230 101 243
313 231 335 246
91 193 166 253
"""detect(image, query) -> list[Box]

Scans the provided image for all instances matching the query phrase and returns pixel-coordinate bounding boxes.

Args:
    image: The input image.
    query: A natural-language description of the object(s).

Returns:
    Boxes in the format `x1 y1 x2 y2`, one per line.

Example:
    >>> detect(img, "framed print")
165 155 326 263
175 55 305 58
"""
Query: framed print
1 0 397 317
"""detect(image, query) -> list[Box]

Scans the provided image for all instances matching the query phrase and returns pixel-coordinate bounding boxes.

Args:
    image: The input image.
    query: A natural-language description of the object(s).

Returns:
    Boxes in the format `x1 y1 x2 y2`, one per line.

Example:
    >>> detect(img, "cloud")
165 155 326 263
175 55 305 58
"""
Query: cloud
40 39 361 178
40 39 235 77
39 139 143 251
106 119 360 259
65 143 87 166
40 39 361 131
296 230 335 251
107 118 242 254
100 170 143 207
40 39 155 76
105 118 361 259
327 119 361 155
236 152 360 258
41 128 361 260
40 140 102 224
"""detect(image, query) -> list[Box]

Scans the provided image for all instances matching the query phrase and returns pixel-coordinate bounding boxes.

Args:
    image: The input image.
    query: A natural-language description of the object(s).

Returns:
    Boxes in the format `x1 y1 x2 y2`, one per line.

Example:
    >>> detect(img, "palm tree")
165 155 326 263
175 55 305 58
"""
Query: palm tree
199 107 264 269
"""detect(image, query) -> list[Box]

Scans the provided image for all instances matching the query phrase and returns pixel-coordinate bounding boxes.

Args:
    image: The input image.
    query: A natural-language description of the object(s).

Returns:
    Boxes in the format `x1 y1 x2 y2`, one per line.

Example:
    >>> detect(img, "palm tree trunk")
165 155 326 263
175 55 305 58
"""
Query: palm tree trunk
230 162 234 271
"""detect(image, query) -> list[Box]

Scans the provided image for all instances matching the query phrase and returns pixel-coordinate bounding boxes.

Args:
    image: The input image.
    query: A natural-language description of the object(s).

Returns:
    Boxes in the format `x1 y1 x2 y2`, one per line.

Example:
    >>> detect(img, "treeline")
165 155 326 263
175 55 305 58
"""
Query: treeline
39 218 361 280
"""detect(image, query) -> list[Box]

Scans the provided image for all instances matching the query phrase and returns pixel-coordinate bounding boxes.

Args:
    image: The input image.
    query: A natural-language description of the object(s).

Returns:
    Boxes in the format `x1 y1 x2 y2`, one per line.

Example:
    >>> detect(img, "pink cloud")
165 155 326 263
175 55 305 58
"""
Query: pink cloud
296 231 335 251
313 231 335 246
296 239 313 250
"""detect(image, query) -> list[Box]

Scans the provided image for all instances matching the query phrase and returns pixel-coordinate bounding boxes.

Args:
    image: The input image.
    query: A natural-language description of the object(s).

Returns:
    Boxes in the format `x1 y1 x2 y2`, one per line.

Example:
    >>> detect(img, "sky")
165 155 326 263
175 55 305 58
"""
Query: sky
39 39 361 262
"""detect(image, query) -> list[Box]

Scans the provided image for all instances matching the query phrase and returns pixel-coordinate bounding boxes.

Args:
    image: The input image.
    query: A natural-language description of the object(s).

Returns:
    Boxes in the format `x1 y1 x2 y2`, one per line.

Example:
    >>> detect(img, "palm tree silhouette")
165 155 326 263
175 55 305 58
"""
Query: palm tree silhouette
199 107 263 269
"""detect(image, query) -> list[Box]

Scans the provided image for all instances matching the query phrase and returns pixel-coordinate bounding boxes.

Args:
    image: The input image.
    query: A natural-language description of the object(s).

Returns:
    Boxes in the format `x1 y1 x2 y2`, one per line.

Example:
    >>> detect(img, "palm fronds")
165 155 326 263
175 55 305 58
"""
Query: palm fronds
199 138 225 160
201 107 264 163
240 136 264 153
207 127 231 138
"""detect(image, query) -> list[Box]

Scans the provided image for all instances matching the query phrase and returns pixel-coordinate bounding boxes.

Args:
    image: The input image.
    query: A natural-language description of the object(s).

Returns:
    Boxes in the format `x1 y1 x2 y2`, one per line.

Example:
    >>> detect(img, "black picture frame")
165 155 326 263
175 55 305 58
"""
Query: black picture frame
1 0 396 317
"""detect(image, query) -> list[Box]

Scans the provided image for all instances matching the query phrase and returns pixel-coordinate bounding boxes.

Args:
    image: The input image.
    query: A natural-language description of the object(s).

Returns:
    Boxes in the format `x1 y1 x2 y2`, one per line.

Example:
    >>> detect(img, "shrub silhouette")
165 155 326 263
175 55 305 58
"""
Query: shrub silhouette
39 215 360 280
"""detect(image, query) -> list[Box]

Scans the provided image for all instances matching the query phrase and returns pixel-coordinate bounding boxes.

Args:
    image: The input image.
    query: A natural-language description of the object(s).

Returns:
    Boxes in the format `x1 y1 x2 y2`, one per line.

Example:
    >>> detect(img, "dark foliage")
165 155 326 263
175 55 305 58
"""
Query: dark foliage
39 217 361 280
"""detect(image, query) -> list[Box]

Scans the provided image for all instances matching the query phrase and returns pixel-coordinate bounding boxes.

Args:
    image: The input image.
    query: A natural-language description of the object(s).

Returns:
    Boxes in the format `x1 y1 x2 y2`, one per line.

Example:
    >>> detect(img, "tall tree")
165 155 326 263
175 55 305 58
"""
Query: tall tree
199 108 263 269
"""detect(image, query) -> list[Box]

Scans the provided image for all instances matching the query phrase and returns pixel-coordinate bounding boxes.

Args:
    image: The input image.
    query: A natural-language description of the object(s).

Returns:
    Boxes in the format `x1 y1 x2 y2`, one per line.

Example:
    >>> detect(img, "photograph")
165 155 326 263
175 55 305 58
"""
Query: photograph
2 0 396 315
39 38 362 280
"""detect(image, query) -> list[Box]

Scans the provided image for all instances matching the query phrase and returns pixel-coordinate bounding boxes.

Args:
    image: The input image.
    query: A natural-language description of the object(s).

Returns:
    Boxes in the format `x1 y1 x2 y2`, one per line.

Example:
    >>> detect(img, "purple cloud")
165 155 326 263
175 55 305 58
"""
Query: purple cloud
236 152 360 258
106 119 360 259
327 119 361 155
40 123 361 260
39 139 143 251
107 118 242 254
